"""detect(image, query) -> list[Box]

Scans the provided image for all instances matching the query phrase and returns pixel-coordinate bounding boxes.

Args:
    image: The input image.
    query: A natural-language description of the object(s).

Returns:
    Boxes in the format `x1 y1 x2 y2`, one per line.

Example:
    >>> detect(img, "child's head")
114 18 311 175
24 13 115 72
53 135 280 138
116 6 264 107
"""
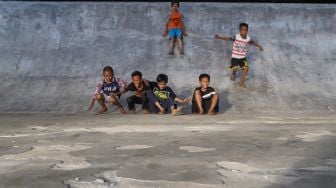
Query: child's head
199 74 210 89
171 1 179 11
156 74 169 90
239 23 249 38
103 66 114 82
131 71 143 88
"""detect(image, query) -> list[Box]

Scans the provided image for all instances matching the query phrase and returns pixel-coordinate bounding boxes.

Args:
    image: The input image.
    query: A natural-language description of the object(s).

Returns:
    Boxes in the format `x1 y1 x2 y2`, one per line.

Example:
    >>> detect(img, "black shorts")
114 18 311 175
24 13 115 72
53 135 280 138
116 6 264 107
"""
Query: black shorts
230 58 249 69
192 99 219 113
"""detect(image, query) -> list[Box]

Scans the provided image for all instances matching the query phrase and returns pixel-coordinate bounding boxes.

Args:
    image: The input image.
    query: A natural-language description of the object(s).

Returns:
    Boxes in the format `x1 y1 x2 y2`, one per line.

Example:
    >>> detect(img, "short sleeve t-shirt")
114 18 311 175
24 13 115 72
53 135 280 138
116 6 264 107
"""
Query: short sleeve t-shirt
168 11 183 29
231 34 254 59
125 81 149 97
92 77 126 99
193 87 216 101
148 81 177 101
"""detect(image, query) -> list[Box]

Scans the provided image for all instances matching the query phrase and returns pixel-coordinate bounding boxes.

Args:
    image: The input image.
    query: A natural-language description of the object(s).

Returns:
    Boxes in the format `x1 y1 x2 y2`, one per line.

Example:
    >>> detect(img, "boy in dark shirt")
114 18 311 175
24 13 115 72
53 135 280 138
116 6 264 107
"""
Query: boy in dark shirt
147 74 190 115
122 71 150 114
192 74 219 115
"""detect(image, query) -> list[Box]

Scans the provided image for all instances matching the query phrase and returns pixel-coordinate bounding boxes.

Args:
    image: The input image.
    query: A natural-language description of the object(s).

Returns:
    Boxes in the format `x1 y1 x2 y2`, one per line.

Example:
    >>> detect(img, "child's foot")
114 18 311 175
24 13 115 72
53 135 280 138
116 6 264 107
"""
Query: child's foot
172 106 183 116
143 109 150 114
230 74 236 81
119 108 128 114
239 82 246 88
169 51 174 55
96 107 108 115
158 107 165 115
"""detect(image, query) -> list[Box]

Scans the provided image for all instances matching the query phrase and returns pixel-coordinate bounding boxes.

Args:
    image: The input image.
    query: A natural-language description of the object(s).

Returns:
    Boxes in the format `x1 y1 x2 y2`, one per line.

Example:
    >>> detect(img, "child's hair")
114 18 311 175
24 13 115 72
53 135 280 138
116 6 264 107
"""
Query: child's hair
199 74 210 81
103 66 113 73
131 71 142 78
239 23 249 30
171 1 179 7
157 74 169 83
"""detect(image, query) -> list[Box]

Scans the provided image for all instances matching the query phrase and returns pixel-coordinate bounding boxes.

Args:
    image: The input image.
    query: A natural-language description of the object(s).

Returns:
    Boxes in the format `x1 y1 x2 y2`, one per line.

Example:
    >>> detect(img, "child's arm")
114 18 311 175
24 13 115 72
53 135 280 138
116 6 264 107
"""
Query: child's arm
110 78 128 96
251 40 263 51
181 14 187 36
162 16 169 37
214 34 233 41
88 98 96 111
88 80 103 111
175 97 192 103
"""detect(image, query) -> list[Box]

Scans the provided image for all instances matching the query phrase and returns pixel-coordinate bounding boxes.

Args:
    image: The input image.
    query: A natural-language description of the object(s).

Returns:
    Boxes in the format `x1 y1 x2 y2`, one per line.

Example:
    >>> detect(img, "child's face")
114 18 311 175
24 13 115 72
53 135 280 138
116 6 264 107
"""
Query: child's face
157 81 167 90
132 75 142 88
200 77 210 89
240 26 248 38
171 3 179 11
103 71 113 82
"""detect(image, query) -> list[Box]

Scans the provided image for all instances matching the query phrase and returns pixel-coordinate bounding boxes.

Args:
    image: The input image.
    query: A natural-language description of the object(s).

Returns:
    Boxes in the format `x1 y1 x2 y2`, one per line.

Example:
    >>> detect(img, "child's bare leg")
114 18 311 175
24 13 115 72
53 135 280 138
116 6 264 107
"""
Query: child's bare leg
240 67 249 88
177 38 184 54
96 94 108 114
109 96 127 114
155 102 165 114
207 94 219 115
169 38 174 54
143 109 150 114
231 67 238 81
194 90 204 115
171 105 182 116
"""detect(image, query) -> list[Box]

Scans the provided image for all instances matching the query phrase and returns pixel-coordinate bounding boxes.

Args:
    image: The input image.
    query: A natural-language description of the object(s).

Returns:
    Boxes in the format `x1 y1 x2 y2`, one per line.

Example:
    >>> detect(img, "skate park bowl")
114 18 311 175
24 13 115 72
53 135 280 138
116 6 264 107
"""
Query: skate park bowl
0 1 335 114
1 2 336 188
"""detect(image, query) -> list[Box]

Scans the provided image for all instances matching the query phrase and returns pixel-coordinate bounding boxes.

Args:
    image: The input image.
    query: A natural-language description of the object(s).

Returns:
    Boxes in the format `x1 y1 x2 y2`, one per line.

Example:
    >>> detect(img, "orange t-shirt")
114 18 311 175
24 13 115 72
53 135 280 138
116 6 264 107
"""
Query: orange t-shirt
168 11 182 29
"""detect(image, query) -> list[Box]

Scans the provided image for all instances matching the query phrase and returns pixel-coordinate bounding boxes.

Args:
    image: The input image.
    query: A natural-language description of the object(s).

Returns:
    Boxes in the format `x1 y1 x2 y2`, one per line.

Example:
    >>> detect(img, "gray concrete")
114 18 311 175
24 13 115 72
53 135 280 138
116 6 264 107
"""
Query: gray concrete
0 113 336 188
0 2 335 113
0 2 336 188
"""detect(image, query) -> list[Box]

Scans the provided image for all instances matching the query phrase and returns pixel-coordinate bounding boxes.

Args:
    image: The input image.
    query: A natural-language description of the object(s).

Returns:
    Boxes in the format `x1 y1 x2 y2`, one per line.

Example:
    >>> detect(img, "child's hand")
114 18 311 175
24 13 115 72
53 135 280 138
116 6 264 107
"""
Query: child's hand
162 32 168 37
88 99 95 111
109 93 117 97
183 97 192 103
259 46 264 51
214 34 220 39
183 32 188 37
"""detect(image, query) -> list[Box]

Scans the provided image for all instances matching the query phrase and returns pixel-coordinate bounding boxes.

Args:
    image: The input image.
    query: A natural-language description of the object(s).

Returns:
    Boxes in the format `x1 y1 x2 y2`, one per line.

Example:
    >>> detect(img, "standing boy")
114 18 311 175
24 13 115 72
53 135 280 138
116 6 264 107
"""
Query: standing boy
163 1 187 55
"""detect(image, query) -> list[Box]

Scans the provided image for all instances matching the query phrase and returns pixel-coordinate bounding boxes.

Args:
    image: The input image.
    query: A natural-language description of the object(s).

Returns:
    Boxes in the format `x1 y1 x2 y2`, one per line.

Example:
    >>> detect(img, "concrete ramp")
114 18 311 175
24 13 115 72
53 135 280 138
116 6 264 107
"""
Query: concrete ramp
0 2 335 113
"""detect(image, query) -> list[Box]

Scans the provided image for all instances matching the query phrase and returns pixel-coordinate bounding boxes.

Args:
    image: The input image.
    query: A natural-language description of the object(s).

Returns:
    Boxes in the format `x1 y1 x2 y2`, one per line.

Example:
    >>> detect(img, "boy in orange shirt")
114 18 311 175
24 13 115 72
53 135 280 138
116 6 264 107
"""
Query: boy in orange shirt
163 1 187 55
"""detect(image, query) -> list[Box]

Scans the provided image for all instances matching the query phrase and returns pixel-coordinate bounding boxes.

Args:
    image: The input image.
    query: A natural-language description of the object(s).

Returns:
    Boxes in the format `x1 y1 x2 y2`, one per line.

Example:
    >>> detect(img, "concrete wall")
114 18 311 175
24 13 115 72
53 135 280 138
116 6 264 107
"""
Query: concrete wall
0 2 335 113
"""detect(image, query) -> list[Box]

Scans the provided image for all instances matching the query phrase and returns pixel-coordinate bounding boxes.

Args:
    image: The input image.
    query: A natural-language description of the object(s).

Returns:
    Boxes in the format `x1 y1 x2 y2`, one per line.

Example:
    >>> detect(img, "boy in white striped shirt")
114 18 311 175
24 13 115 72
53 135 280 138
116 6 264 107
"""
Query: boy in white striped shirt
215 23 263 88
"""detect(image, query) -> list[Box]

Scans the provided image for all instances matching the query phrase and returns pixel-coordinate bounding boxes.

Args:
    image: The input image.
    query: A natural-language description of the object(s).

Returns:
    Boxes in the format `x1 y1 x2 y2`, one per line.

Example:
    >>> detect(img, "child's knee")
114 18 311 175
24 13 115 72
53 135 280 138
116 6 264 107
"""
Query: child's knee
242 66 249 72
109 97 117 104
232 66 238 72
96 93 104 100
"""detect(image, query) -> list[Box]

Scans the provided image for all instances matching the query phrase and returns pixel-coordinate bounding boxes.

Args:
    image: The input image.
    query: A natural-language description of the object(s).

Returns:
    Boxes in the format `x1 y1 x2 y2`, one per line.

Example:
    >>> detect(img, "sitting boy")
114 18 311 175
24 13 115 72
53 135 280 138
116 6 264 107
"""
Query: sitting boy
123 71 150 114
192 74 219 115
146 74 190 115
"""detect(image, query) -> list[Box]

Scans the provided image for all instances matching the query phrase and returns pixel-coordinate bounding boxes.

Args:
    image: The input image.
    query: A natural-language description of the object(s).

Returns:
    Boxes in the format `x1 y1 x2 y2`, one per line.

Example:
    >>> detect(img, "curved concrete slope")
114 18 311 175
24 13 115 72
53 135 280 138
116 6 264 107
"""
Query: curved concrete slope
0 2 335 112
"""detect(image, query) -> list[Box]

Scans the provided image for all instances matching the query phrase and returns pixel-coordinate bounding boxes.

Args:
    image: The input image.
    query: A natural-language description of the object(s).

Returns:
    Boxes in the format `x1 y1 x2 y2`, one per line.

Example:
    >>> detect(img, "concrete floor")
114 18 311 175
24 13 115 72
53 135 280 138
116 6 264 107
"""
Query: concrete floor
0 112 335 188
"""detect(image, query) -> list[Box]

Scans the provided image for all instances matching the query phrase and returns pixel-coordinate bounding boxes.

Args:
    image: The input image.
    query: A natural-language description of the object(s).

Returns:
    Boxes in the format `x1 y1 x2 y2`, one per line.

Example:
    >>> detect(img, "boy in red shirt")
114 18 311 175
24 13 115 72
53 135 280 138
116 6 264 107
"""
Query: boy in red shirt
163 1 187 55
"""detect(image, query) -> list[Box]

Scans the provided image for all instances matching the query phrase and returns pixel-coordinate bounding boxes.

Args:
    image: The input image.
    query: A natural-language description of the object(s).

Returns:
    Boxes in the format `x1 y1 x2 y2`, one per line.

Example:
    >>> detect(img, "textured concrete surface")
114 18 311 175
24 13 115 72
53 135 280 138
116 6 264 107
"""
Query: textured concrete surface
0 2 336 187
0 2 335 113
0 113 336 188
